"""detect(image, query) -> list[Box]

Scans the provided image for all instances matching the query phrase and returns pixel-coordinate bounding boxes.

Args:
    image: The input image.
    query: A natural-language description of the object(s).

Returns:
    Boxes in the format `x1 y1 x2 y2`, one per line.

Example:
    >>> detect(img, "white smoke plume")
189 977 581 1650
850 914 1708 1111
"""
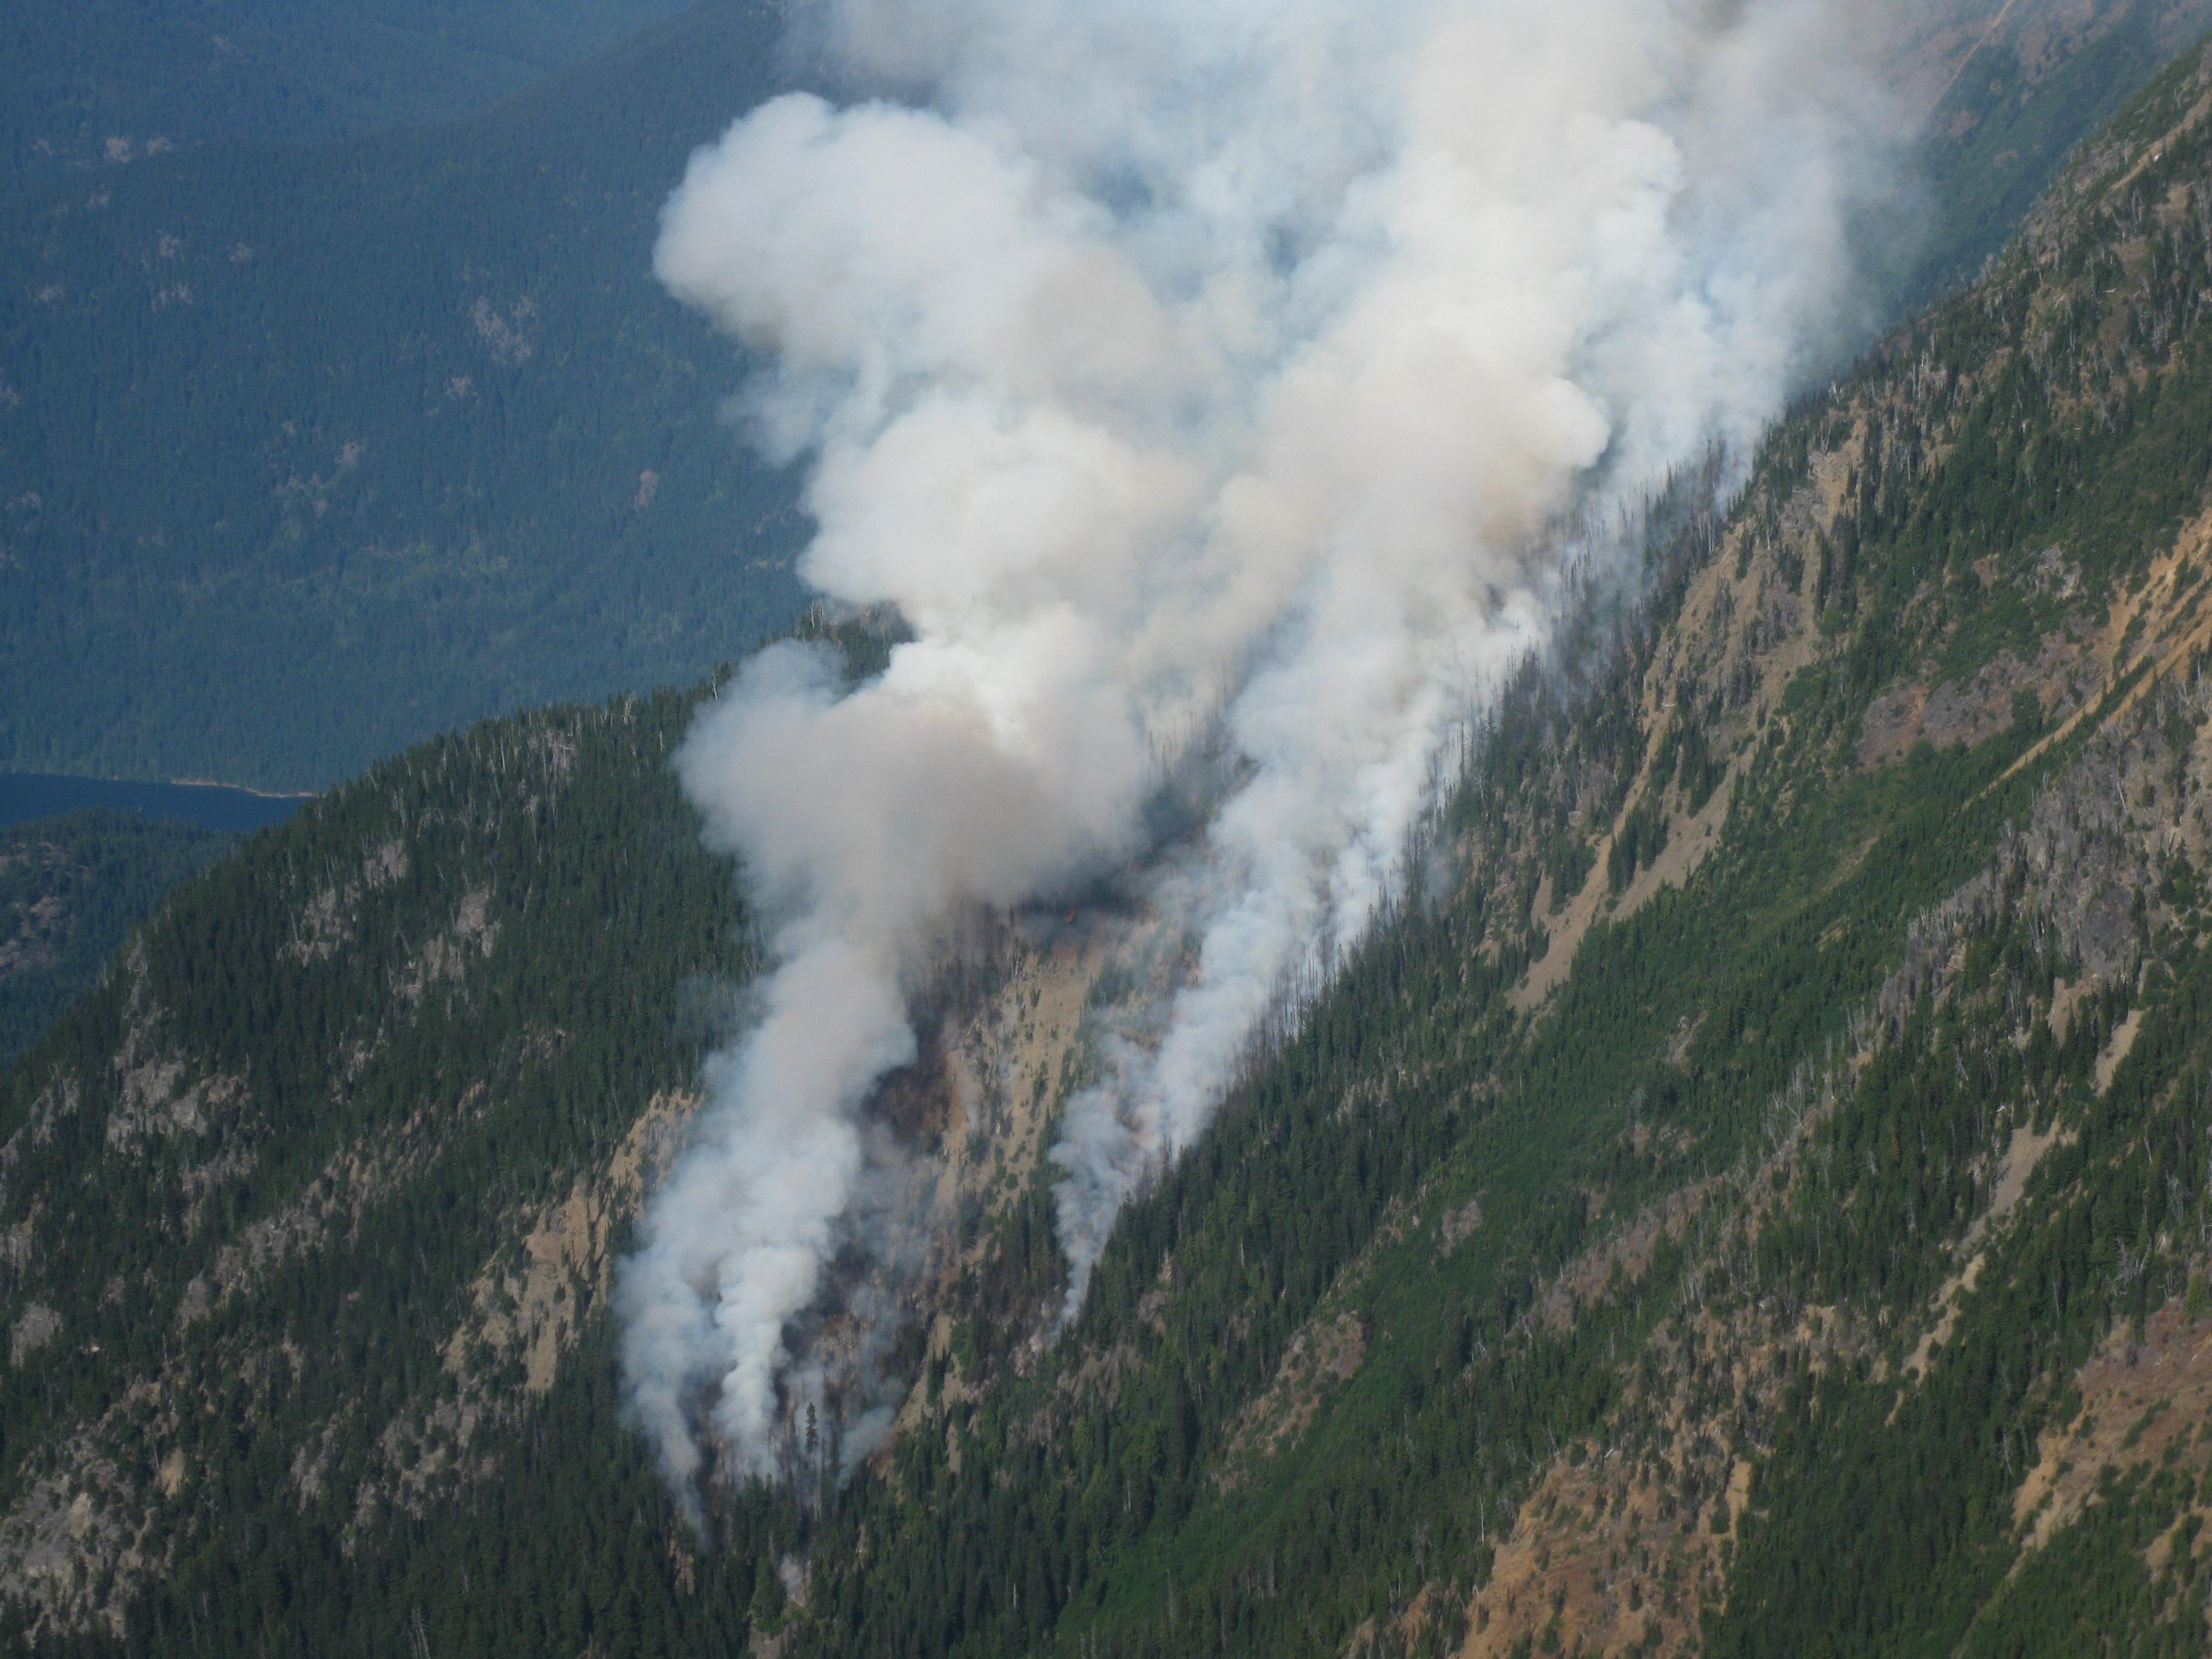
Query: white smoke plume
618 0 1907 1490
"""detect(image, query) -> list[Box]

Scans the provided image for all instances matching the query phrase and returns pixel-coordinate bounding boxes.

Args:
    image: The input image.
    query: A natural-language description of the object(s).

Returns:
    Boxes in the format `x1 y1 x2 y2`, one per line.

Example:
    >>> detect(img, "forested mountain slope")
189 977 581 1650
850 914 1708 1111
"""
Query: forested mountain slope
0 681 768 1651
1901 0 2212 299
0 0 691 201
768 41 2212 1658
5 22 2212 1659
0 0 808 791
0 811 233 1075
873 34 2212 1657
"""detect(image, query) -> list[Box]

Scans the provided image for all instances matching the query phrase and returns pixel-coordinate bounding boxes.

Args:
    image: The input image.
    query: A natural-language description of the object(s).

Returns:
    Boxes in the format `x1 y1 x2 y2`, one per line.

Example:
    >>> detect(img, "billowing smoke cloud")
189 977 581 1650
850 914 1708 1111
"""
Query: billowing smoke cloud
618 0 1904 1489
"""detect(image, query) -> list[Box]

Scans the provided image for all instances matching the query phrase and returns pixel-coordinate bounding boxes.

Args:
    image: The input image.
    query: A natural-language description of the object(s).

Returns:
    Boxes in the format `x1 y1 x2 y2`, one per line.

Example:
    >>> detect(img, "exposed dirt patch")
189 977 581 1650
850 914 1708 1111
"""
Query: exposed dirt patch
1512 847 1610 1012
1859 679 1932 767
0 891 69 977
0 1441 144 1640
888 933 1117 1454
348 1090 695 1537
1537 1185 1711 1339
1996 507 2212 791
2096 1007 2145 1094
1609 766 1736 937
936 932 1101 1232
1513 442 1855 1013
1905 1122 2066 1379
0 1369 201 1644
106 1048 244 1155
1460 1270 1885 1659
286 837 407 964
175 1065 520 1327
1216 1310 1369 1487
1860 632 2086 770
392 887 497 1009
2049 975 2096 1042
0 1078 79 1204
441 1091 692 1397
8 1301 59 1366
1438 1198 1486 1255
1459 1435 1744 1659
2014 1296 2212 1560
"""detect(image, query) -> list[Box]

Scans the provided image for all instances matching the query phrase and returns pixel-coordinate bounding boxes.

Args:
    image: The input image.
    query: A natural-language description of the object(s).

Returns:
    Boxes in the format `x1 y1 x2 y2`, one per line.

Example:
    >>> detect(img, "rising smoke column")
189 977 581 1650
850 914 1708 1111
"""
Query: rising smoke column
617 0 1900 1489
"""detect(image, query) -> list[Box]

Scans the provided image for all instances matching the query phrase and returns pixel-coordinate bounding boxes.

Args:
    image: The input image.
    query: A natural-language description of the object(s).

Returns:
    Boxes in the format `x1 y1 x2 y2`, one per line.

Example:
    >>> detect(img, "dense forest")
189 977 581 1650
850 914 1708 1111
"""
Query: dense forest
3 12 2212 1659
1899 0 2212 300
0 811 232 1073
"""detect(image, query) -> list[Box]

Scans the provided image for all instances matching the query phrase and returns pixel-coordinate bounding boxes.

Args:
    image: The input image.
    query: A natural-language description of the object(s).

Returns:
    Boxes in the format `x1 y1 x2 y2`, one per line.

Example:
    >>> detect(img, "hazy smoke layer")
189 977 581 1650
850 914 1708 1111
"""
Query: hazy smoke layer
619 0 1899 1488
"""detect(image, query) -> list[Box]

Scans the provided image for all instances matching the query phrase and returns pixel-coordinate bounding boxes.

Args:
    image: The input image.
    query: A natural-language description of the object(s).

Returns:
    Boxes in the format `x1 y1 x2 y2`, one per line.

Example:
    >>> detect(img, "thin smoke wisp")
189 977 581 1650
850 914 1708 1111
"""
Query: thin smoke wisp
617 0 1903 1493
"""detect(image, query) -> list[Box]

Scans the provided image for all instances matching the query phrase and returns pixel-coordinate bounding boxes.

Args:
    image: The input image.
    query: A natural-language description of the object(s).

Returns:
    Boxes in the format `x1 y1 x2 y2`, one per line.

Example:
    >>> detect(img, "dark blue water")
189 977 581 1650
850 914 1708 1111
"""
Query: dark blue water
0 774 311 835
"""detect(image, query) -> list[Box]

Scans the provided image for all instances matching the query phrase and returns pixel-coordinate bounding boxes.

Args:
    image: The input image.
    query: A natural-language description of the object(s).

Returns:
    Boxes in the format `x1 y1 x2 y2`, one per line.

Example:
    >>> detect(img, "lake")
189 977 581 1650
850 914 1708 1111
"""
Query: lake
0 774 312 836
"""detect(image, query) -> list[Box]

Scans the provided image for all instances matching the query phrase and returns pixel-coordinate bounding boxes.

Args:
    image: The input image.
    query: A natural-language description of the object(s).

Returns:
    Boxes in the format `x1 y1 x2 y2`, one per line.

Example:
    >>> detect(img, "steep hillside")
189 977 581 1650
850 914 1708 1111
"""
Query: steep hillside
0 811 233 1074
775 35 2212 1659
1902 0 2212 298
4 23 2212 1659
0 0 807 791
0 0 691 200
0 679 779 1652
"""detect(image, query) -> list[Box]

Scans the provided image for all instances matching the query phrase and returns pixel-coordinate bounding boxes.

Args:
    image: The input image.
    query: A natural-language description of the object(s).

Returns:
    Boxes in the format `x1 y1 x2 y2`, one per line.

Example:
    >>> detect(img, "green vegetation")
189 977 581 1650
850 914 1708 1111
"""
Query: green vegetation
0 809 233 1072
4 19 2212 1659
777 646 2070 1659
1903 0 2212 304
0 679 797 1655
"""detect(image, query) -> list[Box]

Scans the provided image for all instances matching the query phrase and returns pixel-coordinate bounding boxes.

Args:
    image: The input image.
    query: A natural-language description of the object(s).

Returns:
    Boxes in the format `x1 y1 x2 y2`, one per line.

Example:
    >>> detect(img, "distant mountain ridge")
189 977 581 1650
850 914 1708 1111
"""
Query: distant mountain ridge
0 0 693 201
0 0 810 791
1898 0 2212 299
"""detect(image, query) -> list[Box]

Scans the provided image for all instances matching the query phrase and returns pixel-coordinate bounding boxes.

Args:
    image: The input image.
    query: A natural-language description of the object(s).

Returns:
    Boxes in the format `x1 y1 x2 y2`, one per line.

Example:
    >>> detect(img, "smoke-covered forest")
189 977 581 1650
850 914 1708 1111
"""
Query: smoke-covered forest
7 2 2212 1658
